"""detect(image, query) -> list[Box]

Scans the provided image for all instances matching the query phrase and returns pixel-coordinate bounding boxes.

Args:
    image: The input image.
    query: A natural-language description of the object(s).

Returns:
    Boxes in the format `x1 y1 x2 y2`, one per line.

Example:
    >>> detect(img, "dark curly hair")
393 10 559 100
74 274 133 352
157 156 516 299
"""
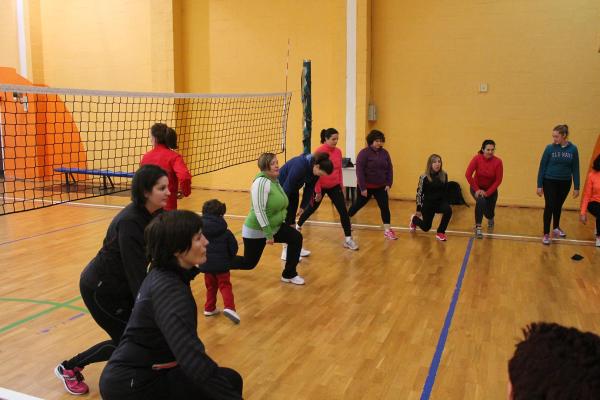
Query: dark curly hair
508 322 600 399
366 130 385 145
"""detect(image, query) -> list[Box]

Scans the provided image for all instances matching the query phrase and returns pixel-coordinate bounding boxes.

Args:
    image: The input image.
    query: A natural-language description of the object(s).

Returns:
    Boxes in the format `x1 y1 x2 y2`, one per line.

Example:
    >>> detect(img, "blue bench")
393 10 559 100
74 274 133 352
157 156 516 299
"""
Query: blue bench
54 167 134 192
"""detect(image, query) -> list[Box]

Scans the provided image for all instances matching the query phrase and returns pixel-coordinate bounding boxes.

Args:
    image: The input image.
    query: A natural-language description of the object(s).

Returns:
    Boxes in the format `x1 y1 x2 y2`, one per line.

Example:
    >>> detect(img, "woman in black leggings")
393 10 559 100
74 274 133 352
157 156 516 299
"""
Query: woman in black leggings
409 154 453 241
580 154 600 247
536 124 580 245
55 165 169 395
297 128 359 250
348 130 396 240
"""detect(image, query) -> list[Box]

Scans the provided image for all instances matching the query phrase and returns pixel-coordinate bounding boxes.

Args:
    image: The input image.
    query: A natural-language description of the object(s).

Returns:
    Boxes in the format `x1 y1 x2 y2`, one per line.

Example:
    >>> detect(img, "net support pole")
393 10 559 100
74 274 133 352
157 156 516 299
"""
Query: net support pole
301 60 312 155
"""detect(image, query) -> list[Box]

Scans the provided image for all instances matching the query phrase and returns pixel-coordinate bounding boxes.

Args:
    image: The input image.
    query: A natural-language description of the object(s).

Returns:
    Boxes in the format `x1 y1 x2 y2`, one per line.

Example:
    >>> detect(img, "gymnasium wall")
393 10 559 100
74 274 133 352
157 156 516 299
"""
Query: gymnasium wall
26 0 175 91
178 0 347 191
2 0 597 208
0 0 21 73
369 0 600 208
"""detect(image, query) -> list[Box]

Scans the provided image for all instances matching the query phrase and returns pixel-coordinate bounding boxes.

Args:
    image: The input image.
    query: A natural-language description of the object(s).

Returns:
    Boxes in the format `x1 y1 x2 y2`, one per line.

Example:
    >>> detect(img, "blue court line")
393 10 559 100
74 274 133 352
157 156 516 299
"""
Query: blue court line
0 216 111 246
420 237 474 400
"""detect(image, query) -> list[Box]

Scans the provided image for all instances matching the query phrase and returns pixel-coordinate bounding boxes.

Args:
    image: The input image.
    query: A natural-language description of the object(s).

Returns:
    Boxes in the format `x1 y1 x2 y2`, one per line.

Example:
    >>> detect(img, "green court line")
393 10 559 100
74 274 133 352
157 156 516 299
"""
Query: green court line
0 296 87 335
0 297 88 313
1 227 242 336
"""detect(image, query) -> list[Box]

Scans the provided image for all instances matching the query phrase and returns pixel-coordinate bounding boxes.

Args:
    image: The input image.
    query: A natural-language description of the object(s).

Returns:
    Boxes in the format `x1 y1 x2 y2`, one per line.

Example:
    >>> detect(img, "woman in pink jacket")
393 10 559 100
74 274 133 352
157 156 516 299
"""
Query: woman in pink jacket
297 128 358 250
580 154 600 247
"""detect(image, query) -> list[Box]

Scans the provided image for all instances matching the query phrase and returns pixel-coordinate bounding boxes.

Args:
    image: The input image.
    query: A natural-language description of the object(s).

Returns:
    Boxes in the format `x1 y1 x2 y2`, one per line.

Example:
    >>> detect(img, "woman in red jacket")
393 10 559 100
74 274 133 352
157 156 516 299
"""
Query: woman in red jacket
465 139 503 238
141 123 192 210
580 154 600 247
297 128 358 250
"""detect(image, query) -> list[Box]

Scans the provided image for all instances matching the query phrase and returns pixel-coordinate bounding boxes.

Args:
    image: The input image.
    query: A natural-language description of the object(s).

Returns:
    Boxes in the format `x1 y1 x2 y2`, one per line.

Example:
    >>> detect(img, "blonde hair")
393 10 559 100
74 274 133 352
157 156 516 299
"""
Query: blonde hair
425 154 447 183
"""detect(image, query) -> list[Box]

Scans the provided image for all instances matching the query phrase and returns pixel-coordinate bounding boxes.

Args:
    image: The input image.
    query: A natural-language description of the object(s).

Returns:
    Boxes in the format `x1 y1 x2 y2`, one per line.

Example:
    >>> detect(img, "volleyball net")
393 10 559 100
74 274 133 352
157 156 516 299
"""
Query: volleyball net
0 84 290 215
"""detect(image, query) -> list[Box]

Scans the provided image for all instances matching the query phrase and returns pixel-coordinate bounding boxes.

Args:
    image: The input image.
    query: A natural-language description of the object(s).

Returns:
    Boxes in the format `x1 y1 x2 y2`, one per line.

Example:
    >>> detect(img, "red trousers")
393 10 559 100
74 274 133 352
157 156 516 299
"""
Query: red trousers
204 272 235 311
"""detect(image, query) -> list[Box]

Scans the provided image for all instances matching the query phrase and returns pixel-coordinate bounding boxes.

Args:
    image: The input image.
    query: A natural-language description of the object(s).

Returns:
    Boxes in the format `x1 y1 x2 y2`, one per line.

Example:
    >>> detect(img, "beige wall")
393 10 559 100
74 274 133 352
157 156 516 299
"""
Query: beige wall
3 0 598 207
369 0 600 208
27 0 174 91
182 0 347 190
174 0 209 93
0 0 21 73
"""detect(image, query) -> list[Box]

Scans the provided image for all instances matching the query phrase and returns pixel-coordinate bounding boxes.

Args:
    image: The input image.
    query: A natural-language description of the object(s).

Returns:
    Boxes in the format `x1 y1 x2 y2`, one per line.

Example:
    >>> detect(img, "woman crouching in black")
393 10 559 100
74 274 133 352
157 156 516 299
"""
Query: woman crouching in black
100 210 243 399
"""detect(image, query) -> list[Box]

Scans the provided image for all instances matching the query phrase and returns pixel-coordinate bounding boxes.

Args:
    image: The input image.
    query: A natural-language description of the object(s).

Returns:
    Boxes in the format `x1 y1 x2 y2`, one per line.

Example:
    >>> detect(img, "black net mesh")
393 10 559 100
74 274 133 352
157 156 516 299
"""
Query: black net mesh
0 85 290 215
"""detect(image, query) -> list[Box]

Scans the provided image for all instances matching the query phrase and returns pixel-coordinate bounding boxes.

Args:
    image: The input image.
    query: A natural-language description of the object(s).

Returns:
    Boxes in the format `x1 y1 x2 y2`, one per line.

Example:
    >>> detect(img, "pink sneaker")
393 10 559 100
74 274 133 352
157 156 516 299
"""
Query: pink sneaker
384 229 398 240
409 214 417 233
435 233 447 241
54 363 89 395
542 234 551 245
552 228 566 238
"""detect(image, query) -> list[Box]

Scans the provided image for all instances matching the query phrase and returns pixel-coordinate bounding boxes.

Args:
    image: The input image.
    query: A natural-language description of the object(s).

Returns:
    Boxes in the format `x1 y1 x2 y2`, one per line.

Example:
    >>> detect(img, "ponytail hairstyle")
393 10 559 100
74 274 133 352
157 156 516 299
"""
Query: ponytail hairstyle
166 127 178 149
553 124 569 137
478 139 496 154
593 154 600 172
320 128 339 144
150 123 169 146
425 154 447 183
311 152 334 175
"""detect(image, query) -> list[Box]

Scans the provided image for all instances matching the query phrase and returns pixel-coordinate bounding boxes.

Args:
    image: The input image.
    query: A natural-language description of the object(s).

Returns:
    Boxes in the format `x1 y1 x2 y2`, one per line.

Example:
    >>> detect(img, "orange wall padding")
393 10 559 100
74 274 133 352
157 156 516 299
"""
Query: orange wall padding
0 67 87 181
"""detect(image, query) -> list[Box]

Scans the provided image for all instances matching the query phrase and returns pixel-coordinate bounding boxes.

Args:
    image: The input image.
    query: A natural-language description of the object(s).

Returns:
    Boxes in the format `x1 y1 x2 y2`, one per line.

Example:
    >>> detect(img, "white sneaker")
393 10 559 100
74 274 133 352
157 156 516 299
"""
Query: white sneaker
281 247 302 262
281 275 305 285
204 309 220 316
300 248 311 257
344 238 359 251
596 236 600 248
223 308 240 324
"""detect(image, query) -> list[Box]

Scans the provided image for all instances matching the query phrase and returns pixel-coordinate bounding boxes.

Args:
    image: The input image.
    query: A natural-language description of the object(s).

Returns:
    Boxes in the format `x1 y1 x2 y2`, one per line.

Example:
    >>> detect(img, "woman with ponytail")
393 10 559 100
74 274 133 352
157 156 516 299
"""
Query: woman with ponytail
297 128 359 250
141 123 192 210
278 152 333 260
536 124 580 245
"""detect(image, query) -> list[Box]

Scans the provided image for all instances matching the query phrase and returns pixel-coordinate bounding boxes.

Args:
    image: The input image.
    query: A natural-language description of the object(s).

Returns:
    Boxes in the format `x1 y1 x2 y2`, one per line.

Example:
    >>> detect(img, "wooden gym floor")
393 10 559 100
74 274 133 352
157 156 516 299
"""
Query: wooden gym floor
1 189 599 399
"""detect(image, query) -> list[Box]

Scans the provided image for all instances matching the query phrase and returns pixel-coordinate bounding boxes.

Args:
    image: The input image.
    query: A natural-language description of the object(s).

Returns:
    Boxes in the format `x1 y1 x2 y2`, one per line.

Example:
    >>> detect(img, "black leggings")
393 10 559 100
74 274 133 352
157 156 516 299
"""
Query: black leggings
413 201 452 233
63 280 132 370
233 224 302 279
588 201 600 235
542 178 571 234
285 191 300 226
470 188 498 225
297 185 352 236
100 365 243 400
348 187 391 224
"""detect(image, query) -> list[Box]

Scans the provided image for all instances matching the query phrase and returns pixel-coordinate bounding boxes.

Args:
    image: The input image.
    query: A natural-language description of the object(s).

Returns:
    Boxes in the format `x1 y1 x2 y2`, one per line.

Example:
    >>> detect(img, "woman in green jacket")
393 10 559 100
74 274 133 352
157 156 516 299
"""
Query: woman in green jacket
236 153 304 285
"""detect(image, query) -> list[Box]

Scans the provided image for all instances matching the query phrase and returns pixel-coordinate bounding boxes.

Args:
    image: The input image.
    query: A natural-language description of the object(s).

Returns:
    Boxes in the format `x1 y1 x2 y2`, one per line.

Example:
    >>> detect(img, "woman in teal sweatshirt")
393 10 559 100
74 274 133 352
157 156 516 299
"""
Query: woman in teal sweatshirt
236 153 305 285
536 124 580 244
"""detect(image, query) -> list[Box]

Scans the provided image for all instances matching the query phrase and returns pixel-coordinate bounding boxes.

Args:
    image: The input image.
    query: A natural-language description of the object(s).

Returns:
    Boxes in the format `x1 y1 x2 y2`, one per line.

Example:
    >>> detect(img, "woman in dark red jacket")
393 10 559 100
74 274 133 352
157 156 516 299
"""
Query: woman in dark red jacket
348 130 396 240
465 139 503 238
141 123 192 210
